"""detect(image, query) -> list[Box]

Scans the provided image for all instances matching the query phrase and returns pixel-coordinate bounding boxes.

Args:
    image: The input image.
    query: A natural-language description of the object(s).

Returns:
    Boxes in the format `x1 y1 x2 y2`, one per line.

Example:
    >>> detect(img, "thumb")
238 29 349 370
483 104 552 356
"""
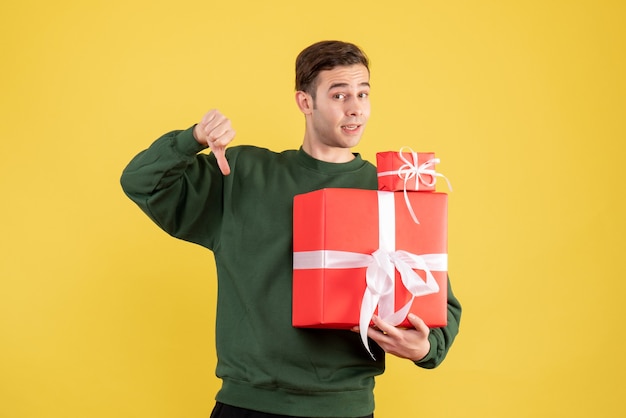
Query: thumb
210 144 231 176
407 313 429 334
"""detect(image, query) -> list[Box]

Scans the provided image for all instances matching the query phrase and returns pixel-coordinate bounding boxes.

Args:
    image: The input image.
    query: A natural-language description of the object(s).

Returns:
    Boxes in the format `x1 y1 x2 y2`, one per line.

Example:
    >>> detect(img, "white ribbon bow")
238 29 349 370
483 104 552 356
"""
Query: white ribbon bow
359 249 443 358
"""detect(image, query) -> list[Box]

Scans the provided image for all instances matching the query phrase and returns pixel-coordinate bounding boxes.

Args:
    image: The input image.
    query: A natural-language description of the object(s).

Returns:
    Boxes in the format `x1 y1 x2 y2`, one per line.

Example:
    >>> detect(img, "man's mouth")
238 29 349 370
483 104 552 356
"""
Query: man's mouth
342 124 360 131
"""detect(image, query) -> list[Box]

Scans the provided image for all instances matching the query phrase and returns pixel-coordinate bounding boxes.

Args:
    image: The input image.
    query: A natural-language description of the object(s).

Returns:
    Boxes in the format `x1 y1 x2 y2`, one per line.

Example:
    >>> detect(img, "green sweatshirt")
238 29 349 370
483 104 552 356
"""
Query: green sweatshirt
120 127 462 417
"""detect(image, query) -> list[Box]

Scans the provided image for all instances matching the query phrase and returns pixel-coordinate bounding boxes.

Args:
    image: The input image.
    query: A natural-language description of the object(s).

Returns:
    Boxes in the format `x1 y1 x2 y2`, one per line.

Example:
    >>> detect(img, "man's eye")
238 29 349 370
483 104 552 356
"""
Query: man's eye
333 93 346 100
359 92 369 99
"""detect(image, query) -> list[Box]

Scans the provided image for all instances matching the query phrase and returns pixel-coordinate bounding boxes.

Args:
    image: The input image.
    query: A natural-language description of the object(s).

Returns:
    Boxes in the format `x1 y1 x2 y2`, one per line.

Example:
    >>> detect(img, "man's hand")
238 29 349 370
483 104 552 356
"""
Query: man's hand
355 313 431 361
193 109 235 175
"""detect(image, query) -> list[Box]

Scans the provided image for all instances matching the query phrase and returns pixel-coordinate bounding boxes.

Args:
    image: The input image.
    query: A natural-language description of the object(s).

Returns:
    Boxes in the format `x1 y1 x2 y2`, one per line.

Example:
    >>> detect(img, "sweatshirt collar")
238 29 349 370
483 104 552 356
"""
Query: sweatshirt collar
295 147 366 174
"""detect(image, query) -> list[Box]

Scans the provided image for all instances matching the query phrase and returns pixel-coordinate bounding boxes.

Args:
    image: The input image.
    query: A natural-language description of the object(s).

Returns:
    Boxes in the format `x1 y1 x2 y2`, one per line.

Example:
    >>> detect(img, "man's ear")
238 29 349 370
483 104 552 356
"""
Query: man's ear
295 91 314 115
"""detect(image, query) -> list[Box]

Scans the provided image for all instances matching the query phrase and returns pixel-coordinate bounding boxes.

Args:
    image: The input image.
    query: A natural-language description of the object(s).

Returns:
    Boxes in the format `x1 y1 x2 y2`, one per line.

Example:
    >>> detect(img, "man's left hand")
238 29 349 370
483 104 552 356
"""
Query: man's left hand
354 313 431 361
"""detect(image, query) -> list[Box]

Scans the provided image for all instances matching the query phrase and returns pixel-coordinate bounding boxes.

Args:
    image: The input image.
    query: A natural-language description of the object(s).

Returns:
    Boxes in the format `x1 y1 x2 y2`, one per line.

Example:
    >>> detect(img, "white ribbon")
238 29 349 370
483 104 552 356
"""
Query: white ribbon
292 191 446 359
377 147 452 224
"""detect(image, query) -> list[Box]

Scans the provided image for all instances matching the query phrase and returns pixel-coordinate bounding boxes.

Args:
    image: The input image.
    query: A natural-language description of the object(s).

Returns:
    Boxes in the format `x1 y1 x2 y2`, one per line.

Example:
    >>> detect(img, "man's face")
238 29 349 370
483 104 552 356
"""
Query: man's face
307 64 371 151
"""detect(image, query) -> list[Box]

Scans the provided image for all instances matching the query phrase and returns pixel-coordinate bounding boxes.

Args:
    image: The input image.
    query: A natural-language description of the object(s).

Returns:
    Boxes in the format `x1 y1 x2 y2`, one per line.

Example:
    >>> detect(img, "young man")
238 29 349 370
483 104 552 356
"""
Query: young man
121 40 461 418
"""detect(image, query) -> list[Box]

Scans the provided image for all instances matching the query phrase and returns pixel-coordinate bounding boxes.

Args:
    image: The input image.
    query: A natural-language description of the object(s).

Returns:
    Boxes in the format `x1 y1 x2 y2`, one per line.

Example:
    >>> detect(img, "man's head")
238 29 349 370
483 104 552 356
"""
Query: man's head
295 40 369 99
295 41 371 162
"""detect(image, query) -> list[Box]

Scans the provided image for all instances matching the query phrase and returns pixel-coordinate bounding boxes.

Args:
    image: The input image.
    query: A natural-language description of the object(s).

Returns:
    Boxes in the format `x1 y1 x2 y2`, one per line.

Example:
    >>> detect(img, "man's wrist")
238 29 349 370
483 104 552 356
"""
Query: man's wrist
412 341 431 362
192 124 206 145
174 126 208 156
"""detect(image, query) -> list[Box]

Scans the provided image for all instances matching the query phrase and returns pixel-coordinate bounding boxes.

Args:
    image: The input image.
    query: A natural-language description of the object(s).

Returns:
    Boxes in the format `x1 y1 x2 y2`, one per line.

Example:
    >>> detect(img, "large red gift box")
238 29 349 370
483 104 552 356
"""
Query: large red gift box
377 150 440 192
292 188 448 350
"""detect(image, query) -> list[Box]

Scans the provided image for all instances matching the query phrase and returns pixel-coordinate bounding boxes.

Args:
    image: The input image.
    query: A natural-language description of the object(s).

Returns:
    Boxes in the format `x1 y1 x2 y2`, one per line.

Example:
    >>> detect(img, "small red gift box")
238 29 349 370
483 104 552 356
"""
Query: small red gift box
292 188 448 356
377 149 445 192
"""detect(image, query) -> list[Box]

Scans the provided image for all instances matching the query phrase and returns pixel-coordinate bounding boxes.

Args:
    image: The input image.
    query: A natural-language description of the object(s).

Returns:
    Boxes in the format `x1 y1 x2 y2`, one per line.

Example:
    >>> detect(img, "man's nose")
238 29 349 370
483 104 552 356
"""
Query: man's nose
346 99 364 117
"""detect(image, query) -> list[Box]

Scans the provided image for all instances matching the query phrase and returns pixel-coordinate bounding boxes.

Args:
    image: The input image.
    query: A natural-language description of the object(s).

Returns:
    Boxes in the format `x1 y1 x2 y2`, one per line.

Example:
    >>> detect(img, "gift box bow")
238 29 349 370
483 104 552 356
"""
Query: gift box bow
293 191 447 358
378 147 452 224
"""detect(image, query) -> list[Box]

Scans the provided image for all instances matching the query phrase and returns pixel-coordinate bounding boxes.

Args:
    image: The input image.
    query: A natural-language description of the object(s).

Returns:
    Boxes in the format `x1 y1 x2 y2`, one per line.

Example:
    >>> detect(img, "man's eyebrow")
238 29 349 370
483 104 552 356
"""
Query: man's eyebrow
328 82 371 91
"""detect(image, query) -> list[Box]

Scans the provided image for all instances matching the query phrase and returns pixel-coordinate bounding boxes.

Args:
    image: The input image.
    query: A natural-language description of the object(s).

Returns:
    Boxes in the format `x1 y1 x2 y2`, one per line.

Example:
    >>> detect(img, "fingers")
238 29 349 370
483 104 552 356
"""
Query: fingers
198 109 235 176
202 109 235 147
352 315 399 345
371 314 398 336
406 313 429 335
353 314 431 361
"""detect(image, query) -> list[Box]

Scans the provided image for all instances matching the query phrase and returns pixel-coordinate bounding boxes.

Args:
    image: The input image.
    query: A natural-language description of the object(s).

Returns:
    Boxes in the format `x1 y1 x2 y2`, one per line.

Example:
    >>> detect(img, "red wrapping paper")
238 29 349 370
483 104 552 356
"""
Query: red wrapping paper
377 150 437 192
292 188 448 329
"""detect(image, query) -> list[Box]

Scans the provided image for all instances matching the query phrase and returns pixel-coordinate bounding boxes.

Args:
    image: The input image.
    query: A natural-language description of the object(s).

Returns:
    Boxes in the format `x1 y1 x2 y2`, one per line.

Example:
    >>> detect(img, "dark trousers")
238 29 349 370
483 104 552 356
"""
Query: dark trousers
210 402 374 418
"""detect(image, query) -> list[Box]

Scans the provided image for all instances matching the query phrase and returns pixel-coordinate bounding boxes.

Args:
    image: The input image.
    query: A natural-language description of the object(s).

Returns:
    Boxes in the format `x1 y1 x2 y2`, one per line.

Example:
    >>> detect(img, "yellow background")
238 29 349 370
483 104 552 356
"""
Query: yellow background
1 0 624 417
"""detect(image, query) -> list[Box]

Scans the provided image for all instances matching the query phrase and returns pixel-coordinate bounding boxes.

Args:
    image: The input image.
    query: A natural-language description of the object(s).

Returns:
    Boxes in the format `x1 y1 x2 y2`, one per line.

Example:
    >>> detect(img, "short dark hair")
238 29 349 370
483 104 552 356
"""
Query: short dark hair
295 40 369 97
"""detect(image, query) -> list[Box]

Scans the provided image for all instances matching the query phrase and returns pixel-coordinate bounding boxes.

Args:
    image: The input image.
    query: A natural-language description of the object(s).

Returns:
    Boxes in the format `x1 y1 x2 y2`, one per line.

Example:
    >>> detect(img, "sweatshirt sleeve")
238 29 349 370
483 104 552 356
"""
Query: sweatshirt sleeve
120 127 224 249
415 277 462 369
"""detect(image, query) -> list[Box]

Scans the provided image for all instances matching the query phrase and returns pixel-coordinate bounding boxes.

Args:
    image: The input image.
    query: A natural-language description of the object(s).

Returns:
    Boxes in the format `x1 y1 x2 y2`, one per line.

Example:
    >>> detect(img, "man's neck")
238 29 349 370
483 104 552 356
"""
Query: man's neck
301 138 356 163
